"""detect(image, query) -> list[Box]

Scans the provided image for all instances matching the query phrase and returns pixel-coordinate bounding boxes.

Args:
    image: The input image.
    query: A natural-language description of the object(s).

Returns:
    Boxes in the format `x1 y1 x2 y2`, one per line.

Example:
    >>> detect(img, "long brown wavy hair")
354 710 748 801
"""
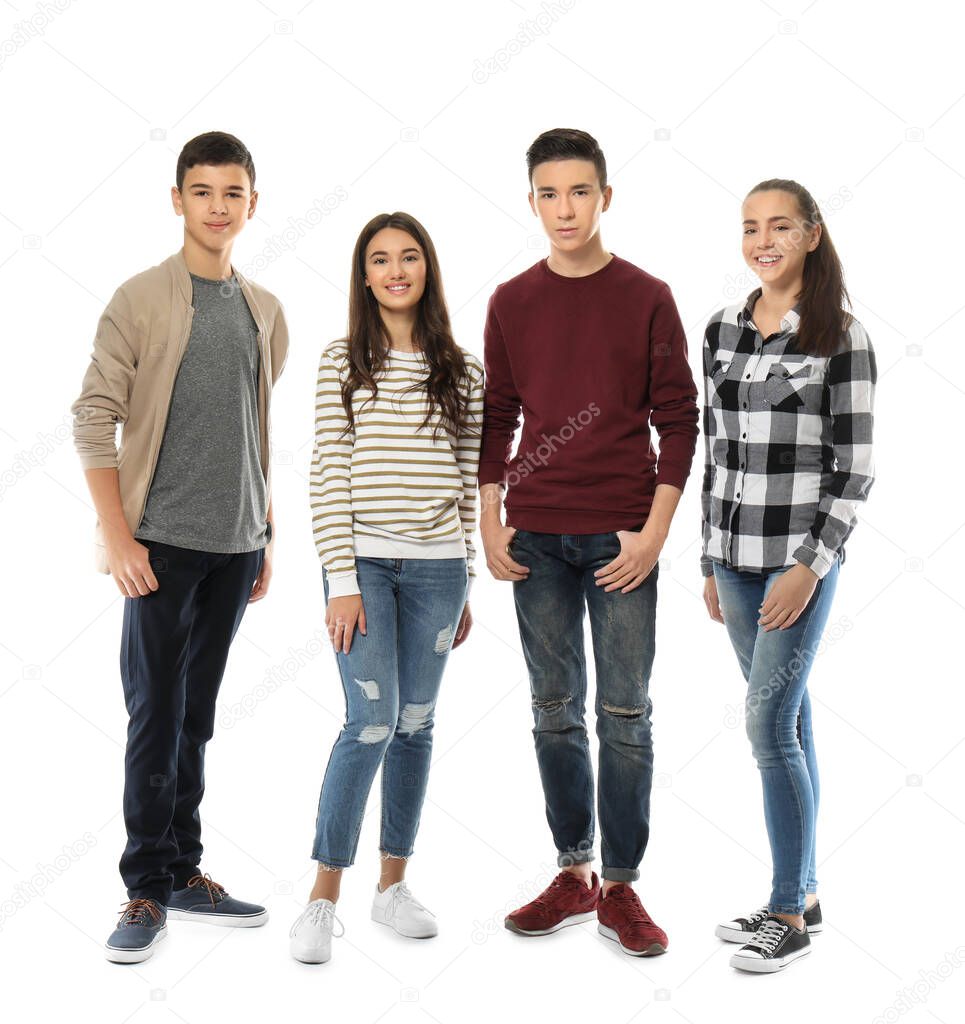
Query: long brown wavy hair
337 212 474 442
747 179 853 357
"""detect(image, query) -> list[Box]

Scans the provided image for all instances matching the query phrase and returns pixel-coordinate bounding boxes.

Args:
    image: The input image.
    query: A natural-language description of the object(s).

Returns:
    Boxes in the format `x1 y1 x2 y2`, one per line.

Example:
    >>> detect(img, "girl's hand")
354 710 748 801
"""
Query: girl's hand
703 575 724 623
759 564 818 631
452 601 473 649
326 594 367 654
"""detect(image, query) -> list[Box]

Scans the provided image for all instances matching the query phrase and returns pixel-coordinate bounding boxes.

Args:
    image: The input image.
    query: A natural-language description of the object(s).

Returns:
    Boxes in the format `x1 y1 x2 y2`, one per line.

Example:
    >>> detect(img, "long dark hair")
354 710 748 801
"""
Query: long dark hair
747 179 852 358
338 211 474 441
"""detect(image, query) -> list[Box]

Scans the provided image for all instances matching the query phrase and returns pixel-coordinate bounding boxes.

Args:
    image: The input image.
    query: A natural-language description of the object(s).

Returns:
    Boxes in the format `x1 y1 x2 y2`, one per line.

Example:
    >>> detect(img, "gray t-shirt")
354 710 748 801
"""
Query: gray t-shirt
135 273 268 553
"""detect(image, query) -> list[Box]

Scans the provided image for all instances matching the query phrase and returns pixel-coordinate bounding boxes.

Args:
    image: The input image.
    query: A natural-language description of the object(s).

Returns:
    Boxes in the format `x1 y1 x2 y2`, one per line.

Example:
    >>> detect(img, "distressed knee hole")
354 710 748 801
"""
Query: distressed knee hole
434 624 453 655
357 724 391 744
602 702 647 718
354 678 380 700
398 701 434 735
532 694 572 713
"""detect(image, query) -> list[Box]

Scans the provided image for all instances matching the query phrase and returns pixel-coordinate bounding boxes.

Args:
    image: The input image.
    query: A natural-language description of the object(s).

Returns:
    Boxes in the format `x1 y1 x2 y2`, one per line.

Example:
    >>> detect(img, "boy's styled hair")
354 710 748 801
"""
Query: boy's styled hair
175 131 256 191
525 128 607 190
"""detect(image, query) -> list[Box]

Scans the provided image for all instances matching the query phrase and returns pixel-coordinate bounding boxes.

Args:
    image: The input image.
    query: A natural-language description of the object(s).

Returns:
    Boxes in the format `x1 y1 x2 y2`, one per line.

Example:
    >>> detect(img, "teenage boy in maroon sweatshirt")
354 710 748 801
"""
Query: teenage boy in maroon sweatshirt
480 129 698 956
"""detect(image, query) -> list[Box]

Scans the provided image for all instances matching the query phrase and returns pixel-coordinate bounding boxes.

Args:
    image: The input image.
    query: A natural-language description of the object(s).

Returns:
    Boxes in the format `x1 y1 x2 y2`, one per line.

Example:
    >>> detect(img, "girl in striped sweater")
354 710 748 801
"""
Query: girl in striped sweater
290 212 484 963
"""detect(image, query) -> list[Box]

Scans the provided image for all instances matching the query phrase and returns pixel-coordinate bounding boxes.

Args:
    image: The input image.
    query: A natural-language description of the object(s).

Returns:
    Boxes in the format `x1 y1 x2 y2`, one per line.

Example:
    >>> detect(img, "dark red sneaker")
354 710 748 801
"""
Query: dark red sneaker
597 884 668 956
505 871 600 935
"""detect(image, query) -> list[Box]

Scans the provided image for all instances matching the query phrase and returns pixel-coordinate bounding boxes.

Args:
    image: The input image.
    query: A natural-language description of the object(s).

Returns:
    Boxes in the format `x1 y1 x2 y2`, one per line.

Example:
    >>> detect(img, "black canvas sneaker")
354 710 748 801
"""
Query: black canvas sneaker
716 900 822 943
729 914 811 973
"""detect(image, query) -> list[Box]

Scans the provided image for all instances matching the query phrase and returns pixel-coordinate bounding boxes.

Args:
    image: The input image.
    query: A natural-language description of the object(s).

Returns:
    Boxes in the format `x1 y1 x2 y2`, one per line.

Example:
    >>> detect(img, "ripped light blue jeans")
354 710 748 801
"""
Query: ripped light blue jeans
312 557 468 867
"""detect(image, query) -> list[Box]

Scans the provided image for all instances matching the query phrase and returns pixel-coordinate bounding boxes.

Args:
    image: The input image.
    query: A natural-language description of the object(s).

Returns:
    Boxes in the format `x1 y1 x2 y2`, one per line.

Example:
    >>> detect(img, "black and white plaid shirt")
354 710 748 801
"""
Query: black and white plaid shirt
700 289 876 580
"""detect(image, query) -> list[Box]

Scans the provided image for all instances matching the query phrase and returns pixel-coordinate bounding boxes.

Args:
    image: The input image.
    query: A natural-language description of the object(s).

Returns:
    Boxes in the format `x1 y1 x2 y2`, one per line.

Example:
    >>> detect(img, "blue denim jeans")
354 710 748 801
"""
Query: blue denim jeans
712 559 840 914
312 557 468 867
509 528 658 883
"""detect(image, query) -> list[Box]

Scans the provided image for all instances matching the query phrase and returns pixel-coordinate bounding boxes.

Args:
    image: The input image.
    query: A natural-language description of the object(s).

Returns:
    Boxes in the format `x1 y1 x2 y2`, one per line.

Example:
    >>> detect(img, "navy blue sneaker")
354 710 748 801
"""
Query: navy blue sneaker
166 873 267 927
105 898 167 963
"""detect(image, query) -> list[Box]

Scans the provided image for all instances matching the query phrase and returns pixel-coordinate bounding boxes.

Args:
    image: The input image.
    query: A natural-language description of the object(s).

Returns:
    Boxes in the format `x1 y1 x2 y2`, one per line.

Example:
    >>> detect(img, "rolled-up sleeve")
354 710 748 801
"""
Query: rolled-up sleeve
70 288 138 470
793 321 877 578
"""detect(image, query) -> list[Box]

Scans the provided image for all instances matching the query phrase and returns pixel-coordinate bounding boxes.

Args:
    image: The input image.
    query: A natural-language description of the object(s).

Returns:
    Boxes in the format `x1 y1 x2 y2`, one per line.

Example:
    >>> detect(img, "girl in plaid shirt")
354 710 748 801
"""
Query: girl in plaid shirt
701 179 876 974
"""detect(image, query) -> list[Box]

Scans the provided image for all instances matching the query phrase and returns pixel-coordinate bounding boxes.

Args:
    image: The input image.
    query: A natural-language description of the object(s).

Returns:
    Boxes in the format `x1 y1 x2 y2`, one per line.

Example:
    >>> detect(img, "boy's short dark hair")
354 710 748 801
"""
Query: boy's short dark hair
525 128 607 190
175 131 256 191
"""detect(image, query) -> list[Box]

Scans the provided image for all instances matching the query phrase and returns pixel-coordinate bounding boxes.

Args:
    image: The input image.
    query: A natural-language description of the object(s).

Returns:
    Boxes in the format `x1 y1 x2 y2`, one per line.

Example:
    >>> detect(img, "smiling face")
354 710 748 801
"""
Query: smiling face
741 189 820 288
528 158 611 253
363 227 427 313
171 163 257 255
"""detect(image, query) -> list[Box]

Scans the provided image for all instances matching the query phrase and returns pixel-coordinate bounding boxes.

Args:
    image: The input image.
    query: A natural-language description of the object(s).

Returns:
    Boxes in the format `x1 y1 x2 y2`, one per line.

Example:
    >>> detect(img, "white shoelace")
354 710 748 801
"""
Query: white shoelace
745 917 788 953
741 905 770 928
388 882 435 919
290 899 345 939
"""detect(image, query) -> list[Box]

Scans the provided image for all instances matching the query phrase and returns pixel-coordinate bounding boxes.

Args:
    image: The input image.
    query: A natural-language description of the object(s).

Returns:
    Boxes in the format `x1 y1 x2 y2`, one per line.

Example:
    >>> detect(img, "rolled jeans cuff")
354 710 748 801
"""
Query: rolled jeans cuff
601 866 640 883
769 903 804 915
557 847 594 868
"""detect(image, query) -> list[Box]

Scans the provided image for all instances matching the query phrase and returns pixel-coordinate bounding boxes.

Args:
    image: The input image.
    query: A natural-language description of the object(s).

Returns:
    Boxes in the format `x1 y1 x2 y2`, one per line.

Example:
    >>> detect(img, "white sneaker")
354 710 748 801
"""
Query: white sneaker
371 881 438 938
289 899 344 963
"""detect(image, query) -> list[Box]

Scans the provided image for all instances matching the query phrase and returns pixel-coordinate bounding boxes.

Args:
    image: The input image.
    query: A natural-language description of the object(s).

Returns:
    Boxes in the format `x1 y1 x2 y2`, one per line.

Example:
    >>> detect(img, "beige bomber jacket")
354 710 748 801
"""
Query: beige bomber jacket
70 250 289 574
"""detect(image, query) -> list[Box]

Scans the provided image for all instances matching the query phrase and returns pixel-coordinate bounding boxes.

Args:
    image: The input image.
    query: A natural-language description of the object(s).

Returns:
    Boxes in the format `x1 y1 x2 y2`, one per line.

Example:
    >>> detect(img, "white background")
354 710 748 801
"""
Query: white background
0 1 961 1021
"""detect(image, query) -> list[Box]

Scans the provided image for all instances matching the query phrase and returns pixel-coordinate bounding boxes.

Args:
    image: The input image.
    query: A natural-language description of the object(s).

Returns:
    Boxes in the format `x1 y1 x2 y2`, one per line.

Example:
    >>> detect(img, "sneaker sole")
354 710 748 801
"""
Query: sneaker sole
165 908 268 928
291 946 332 964
371 911 438 939
504 909 597 936
104 924 167 963
597 923 667 957
716 921 823 943
730 944 812 973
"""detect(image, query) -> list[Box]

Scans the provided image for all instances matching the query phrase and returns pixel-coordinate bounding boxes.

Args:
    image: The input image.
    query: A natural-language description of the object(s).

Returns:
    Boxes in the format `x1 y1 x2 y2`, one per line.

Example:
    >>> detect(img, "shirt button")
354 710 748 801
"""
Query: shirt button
745 373 750 379
736 491 741 498
741 432 746 439
742 402 747 409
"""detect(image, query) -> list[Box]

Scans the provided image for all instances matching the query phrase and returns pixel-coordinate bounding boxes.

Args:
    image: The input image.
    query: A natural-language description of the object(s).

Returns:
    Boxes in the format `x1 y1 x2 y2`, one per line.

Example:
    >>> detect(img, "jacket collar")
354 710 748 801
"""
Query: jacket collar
165 249 268 334
738 287 800 334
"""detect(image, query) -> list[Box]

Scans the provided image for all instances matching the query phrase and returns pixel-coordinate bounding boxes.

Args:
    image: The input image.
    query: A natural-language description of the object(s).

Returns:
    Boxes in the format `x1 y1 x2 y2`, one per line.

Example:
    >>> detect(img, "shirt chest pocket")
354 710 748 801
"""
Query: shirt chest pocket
709 359 739 407
764 361 814 411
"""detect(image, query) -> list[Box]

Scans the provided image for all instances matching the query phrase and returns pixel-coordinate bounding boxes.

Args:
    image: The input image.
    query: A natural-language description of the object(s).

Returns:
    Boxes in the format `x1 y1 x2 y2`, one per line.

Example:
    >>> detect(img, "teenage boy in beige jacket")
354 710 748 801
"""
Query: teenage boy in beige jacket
71 131 288 963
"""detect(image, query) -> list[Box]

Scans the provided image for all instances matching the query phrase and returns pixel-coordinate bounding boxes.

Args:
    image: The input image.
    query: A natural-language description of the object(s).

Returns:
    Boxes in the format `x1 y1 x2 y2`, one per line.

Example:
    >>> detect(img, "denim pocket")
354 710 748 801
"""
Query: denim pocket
508 529 526 552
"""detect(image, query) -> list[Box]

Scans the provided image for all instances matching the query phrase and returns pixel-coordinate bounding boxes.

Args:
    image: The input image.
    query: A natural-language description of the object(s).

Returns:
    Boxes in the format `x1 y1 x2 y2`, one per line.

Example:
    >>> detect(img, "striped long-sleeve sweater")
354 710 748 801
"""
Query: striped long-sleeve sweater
310 341 484 599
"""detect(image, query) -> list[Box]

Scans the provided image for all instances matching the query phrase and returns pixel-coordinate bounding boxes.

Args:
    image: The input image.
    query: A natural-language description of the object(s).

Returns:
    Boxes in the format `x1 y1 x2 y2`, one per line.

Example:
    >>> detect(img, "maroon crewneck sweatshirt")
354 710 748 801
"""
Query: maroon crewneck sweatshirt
479 254 699 533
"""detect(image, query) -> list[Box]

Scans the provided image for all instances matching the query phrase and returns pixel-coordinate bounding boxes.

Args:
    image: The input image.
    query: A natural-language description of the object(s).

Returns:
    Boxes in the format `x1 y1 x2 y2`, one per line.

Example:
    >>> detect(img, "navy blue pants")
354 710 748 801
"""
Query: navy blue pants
118 539 264 902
